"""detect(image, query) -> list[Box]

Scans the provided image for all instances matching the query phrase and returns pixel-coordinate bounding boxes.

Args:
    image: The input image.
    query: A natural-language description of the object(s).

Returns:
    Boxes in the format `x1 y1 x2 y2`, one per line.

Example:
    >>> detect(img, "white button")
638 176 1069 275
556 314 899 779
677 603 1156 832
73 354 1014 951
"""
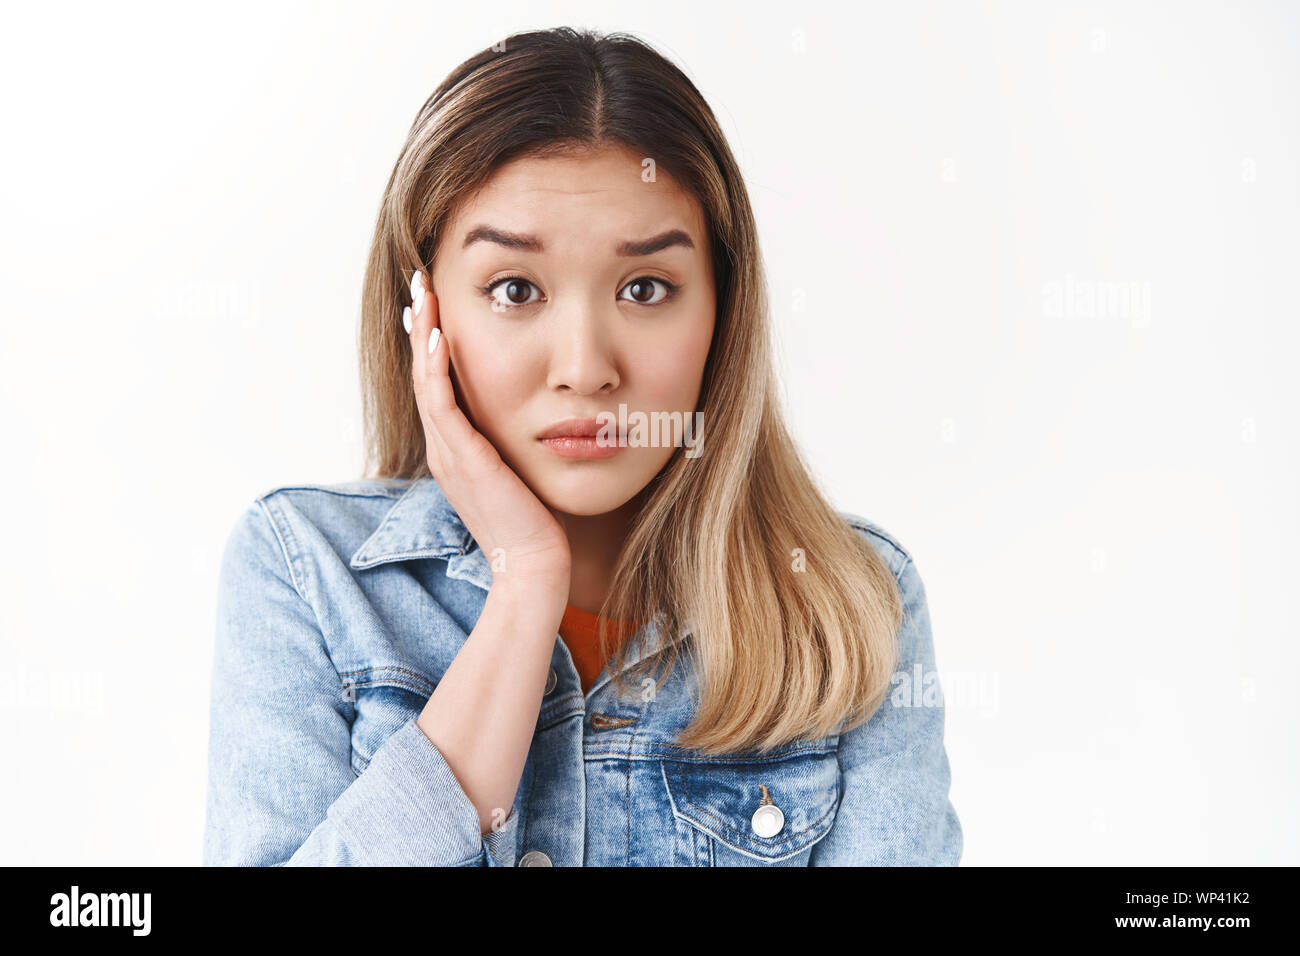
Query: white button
543 668 557 695
751 803 785 838
518 850 552 867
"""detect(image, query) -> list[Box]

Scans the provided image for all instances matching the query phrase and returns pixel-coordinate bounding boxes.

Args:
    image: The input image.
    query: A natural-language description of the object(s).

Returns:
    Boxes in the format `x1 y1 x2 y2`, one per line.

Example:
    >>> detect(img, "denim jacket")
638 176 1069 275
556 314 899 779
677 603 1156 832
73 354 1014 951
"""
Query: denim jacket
202 476 962 866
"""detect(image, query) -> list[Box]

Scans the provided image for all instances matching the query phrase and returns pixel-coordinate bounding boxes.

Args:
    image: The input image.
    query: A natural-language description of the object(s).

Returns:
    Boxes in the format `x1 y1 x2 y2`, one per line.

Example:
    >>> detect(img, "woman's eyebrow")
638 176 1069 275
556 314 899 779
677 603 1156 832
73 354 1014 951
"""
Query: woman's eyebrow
617 229 694 256
461 225 694 256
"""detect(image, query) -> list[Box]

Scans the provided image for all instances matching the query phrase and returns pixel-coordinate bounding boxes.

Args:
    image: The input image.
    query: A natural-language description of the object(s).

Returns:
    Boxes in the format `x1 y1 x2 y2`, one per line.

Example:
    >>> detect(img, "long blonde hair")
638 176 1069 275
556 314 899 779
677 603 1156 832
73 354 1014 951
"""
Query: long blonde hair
359 27 903 755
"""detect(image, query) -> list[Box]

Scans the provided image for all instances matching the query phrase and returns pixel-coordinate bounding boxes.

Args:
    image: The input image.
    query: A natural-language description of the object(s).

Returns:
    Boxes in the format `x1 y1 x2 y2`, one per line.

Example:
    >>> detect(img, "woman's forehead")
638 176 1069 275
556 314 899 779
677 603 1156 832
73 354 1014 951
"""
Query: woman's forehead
442 151 708 259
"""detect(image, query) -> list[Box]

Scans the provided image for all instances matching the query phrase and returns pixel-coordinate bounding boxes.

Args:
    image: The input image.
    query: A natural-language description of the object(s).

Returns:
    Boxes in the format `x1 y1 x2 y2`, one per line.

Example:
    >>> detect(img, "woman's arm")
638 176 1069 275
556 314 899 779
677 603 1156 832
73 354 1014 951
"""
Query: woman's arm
201 500 559 866
809 551 963 866
416 567 567 838
400 267 574 842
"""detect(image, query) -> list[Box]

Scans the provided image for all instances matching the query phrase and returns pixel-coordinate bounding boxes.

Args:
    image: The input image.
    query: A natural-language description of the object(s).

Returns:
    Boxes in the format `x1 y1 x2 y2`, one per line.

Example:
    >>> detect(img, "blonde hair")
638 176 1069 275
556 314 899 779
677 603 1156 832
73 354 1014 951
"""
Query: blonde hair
359 27 903 755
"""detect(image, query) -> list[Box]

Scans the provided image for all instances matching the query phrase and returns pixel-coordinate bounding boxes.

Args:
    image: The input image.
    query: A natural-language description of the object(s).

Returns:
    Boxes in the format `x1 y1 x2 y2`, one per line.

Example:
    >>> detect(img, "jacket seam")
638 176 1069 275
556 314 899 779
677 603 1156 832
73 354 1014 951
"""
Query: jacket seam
896 555 919 632
520 746 539 855
338 664 436 686
254 497 308 603
252 496 345 703
843 515 913 570
342 677 430 697
589 744 838 761
259 482 410 501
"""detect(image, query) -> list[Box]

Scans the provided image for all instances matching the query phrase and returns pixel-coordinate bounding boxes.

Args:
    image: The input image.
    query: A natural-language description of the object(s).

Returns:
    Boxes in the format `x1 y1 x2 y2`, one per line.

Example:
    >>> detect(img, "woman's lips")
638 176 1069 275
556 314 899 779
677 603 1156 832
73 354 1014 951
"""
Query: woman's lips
537 416 626 459
539 435 624 459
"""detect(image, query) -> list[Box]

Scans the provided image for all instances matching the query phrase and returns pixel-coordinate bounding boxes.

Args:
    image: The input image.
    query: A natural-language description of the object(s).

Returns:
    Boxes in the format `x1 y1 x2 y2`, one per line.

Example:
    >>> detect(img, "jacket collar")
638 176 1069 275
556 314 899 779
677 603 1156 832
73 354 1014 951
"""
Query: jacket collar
349 476 494 587
349 476 687 680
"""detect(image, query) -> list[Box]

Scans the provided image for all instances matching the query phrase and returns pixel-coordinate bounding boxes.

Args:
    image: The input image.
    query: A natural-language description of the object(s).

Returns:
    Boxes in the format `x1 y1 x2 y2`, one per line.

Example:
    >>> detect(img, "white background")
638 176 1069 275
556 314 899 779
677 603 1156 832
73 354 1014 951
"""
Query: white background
1 0 1296 865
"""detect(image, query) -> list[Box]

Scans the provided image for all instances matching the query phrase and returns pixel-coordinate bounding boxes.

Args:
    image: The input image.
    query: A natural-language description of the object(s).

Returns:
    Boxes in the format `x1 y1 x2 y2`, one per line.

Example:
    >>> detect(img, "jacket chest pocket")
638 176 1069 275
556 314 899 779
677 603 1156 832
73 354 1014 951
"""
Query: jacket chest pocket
341 667 435 776
661 748 841 866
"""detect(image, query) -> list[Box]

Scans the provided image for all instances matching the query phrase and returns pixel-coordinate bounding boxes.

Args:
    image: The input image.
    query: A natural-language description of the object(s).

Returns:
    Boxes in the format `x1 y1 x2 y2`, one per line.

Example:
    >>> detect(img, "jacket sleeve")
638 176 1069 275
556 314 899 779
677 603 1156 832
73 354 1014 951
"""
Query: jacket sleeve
202 500 521 866
810 550 963 865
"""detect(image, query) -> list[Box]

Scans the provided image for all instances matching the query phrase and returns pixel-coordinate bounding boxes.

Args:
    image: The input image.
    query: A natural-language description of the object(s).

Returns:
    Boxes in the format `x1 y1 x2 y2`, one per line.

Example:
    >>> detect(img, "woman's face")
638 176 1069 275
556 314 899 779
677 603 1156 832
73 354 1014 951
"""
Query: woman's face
430 144 716 517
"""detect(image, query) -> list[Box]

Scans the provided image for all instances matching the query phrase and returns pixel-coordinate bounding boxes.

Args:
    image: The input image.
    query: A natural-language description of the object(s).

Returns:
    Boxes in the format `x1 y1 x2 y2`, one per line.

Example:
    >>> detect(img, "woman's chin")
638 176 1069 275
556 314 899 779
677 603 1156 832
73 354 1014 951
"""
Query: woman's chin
528 469 644 518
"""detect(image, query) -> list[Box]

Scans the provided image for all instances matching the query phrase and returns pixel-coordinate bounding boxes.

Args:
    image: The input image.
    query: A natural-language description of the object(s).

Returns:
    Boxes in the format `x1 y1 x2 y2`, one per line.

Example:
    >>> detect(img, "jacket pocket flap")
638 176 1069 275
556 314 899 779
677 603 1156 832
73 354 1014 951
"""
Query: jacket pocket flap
342 669 435 775
661 749 841 861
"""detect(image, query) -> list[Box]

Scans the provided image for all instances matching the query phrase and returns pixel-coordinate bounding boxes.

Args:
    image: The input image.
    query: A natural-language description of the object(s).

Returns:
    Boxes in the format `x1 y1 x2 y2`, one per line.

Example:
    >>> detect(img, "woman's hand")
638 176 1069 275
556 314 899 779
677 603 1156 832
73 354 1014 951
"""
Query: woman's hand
405 269 571 593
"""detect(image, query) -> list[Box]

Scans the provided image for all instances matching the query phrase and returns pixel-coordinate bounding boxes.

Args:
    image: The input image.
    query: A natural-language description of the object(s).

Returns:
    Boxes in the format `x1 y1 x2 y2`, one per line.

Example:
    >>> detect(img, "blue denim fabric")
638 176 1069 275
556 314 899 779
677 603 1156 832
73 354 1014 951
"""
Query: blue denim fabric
202 476 962 866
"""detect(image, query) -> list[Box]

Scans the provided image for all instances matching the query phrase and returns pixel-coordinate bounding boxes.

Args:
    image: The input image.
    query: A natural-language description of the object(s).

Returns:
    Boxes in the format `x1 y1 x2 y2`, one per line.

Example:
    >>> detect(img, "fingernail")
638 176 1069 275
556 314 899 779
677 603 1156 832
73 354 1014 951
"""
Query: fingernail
427 327 441 355
410 272 426 314
402 306 412 334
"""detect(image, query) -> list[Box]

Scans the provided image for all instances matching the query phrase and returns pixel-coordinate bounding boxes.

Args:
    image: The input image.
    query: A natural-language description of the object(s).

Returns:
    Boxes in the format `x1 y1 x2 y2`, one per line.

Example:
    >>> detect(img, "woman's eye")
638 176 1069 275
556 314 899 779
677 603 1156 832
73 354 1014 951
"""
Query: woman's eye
483 275 677 310
619 276 676 305
484 277 541 310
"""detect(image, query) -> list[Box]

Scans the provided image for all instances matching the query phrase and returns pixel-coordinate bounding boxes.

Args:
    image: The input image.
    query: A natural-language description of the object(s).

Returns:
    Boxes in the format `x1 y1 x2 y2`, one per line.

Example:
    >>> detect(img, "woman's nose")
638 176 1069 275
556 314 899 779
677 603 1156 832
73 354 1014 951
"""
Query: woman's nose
545 301 621 395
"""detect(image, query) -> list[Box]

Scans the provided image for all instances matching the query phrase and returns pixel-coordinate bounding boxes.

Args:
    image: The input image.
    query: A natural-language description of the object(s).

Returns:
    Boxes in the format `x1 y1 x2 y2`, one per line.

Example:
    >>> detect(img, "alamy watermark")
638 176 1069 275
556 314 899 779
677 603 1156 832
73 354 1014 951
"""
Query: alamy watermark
595 403 705 458
1042 274 1151 328
892 665 1000 718
50 886 150 936
0 666 105 715
151 278 260 328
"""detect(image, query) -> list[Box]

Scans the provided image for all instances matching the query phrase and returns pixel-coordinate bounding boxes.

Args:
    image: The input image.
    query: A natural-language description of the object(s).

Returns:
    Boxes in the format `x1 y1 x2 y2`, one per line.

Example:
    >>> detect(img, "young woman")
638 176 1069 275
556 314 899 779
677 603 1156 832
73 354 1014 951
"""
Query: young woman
203 27 962 867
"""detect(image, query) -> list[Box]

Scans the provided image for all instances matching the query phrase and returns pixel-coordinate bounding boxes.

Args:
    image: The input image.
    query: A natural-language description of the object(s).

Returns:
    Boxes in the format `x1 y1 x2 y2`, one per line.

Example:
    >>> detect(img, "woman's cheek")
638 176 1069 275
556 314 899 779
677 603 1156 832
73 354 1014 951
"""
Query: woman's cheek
445 336 502 434
636 337 710 410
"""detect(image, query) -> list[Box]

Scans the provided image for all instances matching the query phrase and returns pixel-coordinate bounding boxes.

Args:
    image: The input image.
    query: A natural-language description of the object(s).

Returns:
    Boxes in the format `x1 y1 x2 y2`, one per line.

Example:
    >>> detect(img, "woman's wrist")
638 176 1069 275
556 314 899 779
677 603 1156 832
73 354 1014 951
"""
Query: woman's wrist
488 568 571 624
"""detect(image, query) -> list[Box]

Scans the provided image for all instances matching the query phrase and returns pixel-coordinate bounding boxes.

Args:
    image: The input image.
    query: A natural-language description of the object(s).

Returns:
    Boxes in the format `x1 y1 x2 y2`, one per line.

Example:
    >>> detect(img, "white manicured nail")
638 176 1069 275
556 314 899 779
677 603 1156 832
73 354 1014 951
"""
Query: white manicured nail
402 306 412 334
411 271 425 313
427 327 441 354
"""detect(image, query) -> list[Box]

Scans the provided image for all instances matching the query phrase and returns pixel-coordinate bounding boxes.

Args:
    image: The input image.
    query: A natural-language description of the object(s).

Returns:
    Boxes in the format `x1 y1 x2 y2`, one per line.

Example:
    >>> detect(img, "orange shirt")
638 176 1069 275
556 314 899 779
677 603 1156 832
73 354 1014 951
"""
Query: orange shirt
558 604 643 695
